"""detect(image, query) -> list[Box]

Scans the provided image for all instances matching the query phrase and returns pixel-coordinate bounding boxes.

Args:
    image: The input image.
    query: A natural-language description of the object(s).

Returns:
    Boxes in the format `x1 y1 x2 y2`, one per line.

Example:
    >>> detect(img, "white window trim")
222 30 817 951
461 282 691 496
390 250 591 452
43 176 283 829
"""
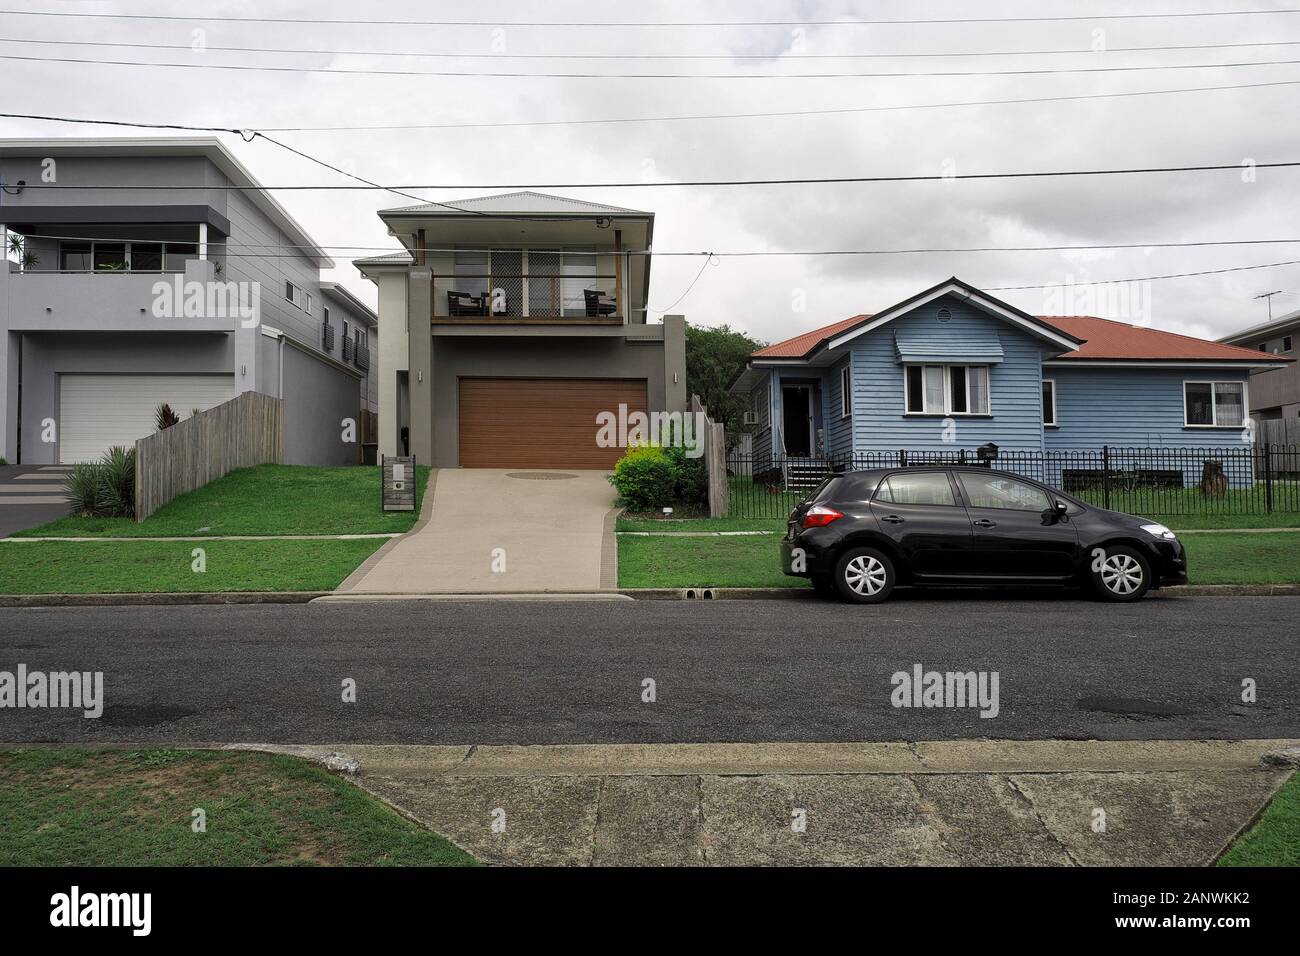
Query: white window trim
903 364 992 416
1182 379 1248 428
1042 378 1057 427
286 280 313 315
840 364 852 419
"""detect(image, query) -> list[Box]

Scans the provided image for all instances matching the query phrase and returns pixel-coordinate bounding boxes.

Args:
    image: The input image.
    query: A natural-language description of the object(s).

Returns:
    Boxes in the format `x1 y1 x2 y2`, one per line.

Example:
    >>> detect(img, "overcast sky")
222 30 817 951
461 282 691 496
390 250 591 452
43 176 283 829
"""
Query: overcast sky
4 0 1299 343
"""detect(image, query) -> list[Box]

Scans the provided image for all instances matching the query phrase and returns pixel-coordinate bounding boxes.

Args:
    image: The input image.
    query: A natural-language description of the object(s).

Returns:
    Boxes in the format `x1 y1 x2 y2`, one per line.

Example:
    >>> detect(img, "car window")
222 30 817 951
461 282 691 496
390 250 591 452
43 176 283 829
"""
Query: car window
875 472 957 506
958 473 1051 512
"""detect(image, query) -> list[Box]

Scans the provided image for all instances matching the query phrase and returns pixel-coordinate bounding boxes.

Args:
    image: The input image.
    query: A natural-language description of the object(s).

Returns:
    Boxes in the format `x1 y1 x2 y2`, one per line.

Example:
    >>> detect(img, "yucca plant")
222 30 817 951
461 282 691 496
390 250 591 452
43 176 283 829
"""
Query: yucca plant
156 403 180 431
98 446 136 518
64 463 103 515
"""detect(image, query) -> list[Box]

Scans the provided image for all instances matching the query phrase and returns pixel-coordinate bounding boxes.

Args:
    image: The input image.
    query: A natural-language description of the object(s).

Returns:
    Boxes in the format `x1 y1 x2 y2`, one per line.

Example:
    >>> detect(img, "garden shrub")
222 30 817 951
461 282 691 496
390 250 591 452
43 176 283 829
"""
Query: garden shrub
62 446 136 518
609 444 677 511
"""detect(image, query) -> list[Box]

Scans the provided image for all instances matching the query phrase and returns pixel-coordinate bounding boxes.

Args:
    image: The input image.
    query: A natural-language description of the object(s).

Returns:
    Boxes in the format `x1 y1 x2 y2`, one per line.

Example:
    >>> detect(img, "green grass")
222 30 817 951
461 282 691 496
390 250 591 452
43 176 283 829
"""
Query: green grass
1218 772 1300 867
618 515 786 533
15 464 431 538
617 531 1300 588
1163 512 1300 530
0 748 477 867
0 538 385 593
618 534 805 589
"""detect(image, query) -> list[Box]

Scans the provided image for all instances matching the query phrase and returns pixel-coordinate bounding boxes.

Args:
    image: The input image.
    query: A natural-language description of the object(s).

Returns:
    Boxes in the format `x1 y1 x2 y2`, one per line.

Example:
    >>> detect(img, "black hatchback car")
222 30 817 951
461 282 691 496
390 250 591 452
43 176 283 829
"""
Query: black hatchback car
781 466 1187 603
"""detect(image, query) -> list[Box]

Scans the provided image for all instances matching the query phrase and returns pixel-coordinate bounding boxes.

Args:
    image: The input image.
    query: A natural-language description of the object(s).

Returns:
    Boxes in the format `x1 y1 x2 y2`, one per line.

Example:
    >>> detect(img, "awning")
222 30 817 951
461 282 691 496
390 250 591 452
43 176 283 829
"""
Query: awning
894 329 1004 364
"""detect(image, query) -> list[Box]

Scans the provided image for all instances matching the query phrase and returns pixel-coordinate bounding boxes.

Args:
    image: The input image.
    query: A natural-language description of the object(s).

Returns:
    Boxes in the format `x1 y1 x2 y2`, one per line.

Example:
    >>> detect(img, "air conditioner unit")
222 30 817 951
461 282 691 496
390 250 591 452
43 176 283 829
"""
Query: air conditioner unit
742 411 758 426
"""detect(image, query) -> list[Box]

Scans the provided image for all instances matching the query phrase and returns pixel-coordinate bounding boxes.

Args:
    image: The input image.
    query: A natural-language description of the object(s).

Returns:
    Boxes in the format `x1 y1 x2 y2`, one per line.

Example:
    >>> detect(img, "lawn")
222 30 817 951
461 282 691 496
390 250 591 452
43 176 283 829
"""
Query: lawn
1218 772 1300 867
15 464 431 538
617 531 1300 589
0 538 385 593
0 748 477 867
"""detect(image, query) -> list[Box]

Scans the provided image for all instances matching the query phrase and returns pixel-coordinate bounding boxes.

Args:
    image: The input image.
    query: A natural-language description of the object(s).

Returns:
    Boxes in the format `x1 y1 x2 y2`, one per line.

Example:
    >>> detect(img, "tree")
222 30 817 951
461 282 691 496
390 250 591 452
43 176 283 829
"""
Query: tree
685 323 765 435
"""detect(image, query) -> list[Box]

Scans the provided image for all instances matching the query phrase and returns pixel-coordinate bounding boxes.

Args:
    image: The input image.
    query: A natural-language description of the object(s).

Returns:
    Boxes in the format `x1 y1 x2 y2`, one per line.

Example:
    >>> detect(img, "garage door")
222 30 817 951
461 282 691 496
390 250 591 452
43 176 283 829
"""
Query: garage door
459 377 649 469
58 374 237 463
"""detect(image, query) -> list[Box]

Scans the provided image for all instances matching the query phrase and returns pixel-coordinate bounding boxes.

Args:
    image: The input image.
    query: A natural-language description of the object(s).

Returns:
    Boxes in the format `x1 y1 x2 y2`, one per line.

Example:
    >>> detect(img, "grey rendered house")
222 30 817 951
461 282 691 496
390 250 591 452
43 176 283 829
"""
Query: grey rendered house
356 192 686 469
1218 307 1300 425
0 137 376 466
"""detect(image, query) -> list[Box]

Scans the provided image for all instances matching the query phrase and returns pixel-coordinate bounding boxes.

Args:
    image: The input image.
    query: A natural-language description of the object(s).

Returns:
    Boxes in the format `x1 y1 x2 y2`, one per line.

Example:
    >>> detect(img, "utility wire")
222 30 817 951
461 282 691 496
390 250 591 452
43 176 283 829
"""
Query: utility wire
4 79 1296 133
1 8 1298 27
988 259 1300 290
4 34 1300 61
7 50 1300 79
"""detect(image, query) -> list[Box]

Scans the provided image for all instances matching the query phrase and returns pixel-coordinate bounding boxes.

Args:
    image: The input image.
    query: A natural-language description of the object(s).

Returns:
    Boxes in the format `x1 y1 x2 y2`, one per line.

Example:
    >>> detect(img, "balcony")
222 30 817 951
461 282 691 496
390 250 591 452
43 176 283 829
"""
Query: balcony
3 259 237 333
431 271 626 325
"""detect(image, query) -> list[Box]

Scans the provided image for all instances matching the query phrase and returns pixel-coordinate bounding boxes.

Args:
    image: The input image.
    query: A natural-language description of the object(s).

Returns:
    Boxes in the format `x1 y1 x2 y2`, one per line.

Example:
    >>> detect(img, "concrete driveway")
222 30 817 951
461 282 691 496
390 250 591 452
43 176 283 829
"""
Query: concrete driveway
334 469 621 595
0 465 72 537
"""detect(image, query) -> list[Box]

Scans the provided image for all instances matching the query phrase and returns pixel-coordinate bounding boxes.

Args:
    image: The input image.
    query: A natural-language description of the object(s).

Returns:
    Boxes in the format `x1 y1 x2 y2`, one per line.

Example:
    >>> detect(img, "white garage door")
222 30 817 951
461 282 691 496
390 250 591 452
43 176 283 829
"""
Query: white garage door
58 374 237 463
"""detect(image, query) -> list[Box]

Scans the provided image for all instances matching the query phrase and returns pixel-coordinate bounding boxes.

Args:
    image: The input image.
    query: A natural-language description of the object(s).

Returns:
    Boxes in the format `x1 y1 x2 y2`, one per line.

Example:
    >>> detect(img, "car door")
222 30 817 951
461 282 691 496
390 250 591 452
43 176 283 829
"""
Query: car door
954 471 1080 578
869 470 974 576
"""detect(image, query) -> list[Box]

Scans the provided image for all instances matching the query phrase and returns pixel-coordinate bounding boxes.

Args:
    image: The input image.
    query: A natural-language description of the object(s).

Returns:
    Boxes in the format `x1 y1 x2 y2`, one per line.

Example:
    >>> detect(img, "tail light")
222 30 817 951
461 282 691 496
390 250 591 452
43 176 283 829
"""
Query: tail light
801 505 844 529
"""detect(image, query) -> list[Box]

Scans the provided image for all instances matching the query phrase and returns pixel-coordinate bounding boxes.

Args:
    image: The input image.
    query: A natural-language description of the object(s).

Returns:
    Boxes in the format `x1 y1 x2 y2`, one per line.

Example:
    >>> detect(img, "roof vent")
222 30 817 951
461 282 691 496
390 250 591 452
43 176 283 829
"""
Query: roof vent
936 308 952 323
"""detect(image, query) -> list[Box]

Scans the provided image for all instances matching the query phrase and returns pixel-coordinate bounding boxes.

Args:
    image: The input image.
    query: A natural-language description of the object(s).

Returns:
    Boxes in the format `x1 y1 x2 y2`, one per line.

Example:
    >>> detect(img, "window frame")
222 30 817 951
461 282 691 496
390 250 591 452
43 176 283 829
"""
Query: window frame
873 470 961 508
1042 378 1057 427
1182 379 1248 428
1284 335 1294 353
840 364 852 419
903 364 992 416
285 280 313 314
956 471 1053 514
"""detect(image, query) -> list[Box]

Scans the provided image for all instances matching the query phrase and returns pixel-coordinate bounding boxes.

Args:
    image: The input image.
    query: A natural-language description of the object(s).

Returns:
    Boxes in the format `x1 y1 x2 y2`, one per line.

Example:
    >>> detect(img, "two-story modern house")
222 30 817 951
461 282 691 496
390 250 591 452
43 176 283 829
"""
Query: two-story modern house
1218 306 1300 430
356 191 686 469
0 137 377 466
731 277 1290 487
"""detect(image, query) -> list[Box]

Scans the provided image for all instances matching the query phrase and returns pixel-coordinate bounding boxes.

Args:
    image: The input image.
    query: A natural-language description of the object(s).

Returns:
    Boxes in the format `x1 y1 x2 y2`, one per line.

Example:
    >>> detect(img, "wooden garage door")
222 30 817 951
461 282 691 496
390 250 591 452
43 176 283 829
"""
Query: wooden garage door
459 378 648 469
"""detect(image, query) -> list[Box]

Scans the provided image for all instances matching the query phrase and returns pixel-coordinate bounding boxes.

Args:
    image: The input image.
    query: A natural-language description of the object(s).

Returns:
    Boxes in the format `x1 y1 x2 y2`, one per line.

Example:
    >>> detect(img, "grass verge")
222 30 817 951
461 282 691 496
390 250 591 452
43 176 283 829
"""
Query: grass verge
0 538 385 593
0 748 477 866
618 531 1300 589
1218 772 1300 867
15 464 431 538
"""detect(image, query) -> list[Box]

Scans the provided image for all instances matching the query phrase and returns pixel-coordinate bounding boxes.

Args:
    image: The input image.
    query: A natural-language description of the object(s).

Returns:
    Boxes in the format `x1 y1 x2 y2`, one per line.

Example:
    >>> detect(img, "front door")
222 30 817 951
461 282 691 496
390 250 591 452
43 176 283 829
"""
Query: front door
953 471 1080 578
869 470 974 575
781 385 813 457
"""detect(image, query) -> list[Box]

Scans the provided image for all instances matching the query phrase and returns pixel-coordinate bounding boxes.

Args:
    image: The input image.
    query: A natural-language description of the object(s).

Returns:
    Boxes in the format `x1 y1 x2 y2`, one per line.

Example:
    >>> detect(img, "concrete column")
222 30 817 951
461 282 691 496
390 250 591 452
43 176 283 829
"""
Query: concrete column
0 253 17 462
406 267 433 464
198 222 208 260
662 313 688 412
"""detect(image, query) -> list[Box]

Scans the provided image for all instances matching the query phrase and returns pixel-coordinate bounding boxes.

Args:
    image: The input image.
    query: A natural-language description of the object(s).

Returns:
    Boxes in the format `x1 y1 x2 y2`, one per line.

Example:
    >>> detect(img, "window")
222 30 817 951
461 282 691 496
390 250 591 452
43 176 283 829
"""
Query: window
59 241 91 271
286 281 313 314
1285 335 1294 352
873 472 957 507
57 239 193 272
163 243 196 273
1258 343 1268 352
904 365 990 415
1184 381 1245 427
958 472 1051 513
840 365 852 418
131 243 163 271
323 306 330 324
92 243 126 271
1042 379 1057 426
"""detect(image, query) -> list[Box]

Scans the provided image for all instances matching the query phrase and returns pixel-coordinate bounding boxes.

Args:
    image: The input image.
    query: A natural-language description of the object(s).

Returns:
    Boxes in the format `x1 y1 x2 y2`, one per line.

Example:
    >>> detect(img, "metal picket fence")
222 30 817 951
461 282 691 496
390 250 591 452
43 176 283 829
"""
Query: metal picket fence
726 444 1300 519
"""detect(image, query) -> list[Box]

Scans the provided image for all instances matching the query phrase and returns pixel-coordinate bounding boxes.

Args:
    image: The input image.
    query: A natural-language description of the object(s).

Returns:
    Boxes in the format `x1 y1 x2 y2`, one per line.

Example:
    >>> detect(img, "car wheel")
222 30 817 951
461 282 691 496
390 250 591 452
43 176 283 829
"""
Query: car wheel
1091 546 1152 602
811 574 838 599
833 547 896 604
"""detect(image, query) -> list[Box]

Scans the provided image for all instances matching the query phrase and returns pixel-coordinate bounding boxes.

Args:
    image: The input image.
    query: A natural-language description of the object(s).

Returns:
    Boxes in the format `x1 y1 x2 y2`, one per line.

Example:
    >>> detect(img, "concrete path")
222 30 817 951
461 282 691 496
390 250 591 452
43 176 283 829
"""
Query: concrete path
333 469 621 595
260 739 1297 867
0 465 72 536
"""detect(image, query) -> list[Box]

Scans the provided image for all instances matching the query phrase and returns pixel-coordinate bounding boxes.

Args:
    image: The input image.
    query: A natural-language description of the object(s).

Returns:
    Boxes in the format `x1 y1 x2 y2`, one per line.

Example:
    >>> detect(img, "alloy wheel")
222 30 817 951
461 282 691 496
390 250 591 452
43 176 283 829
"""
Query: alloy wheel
844 554 888 596
1101 553 1144 595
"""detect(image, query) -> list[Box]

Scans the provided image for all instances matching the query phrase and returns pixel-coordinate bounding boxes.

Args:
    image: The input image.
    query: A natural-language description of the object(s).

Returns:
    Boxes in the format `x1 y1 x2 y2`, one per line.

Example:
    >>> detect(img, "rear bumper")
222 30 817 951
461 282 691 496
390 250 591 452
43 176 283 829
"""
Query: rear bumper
779 530 838 578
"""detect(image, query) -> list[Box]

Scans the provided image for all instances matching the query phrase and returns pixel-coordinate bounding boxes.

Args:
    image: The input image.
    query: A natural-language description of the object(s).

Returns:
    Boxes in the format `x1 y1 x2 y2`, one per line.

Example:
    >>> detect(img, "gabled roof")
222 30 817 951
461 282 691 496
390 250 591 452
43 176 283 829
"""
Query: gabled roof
319 281 378 326
1217 306 1300 346
380 190 651 217
1043 315 1286 363
753 315 868 358
352 250 414 267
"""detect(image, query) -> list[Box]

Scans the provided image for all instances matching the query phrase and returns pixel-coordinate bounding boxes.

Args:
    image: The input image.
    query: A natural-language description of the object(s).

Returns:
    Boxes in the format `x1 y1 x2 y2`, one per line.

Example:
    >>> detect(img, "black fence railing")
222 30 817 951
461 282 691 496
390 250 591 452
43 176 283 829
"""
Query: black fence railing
724 444 1300 519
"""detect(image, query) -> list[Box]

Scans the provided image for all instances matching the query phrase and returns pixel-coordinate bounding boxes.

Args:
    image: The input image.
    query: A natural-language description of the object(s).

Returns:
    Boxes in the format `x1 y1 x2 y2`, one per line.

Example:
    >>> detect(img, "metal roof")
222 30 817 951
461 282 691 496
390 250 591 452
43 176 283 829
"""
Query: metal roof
380 190 651 217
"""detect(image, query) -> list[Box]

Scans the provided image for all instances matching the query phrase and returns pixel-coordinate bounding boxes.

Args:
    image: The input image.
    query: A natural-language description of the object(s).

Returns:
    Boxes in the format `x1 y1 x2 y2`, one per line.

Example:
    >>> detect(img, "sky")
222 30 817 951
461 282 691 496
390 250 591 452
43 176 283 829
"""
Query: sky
2 0 1299 345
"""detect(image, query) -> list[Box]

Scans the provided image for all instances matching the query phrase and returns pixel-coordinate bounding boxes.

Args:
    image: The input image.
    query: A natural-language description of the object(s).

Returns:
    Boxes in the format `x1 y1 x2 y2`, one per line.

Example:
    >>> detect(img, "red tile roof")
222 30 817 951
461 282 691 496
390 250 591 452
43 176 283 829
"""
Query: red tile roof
752 313 1289 363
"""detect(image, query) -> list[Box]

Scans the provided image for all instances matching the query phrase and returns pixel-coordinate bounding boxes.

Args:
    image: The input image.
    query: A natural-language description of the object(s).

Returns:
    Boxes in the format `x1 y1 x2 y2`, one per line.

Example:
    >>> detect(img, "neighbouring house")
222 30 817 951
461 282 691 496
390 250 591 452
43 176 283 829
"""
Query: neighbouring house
730 277 1292 488
1218 306 1300 433
355 191 687 469
0 137 377 466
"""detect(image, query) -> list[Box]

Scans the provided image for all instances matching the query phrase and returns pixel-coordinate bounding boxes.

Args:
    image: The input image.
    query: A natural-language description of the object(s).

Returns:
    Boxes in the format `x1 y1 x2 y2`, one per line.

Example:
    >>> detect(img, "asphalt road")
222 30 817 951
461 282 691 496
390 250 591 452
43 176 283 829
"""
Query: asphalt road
0 595 1297 745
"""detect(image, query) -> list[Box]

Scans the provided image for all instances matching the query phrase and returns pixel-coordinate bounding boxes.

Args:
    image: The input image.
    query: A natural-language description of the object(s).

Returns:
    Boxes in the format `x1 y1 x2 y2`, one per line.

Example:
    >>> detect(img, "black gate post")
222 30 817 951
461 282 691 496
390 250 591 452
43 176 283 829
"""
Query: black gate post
1264 443 1274 514
1102 445 1111 511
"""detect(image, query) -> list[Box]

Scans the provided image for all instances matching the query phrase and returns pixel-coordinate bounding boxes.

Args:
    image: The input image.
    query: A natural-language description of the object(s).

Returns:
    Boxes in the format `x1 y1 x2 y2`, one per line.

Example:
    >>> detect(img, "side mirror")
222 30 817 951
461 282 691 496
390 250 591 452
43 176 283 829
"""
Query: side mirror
1052 500 1069 522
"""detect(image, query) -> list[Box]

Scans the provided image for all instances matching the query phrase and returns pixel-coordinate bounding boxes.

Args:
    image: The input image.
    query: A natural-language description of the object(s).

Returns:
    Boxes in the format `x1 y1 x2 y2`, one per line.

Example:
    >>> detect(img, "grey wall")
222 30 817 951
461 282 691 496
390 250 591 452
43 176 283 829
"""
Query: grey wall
17 331 233 464
280 342 362 466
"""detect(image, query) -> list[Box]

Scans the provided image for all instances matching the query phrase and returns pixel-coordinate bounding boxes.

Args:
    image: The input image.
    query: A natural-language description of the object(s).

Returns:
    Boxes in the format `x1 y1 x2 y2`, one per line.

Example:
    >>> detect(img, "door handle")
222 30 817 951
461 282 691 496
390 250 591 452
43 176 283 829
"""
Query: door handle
973 519 996 528
880 515 905 524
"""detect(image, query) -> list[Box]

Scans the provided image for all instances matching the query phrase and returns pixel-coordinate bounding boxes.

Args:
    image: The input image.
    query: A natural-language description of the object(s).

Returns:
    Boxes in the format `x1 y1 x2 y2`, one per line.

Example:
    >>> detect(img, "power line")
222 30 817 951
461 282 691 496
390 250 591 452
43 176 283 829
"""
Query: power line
1 8 1298 27
4 34 1300 61
4 79 1295 134
7 50 1300 79
988 258 1300 290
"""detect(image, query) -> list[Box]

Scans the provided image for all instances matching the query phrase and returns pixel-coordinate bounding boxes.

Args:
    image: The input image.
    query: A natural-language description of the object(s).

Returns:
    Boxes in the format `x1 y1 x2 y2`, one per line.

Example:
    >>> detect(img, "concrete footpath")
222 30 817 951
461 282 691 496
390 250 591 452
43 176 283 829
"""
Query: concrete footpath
242 739 1298 867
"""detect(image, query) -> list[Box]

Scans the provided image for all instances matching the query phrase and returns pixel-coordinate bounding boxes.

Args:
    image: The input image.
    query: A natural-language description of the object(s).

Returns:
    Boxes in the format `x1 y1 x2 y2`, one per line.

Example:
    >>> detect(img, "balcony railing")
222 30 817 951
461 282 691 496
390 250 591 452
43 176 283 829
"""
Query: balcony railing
435 272 623 321
322 321 335 352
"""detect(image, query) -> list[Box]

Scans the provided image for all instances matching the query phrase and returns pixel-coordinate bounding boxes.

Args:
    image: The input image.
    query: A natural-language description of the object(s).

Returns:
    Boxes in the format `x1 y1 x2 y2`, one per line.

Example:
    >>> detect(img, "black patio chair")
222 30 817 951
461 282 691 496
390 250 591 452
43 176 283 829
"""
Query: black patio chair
447 291 488 316
584 289 617 316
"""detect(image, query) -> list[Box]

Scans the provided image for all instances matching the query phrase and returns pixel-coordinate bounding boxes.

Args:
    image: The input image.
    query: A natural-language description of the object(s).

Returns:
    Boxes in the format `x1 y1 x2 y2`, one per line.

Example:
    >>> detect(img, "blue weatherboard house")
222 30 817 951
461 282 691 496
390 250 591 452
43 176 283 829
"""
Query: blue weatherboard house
730 278 1292 489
